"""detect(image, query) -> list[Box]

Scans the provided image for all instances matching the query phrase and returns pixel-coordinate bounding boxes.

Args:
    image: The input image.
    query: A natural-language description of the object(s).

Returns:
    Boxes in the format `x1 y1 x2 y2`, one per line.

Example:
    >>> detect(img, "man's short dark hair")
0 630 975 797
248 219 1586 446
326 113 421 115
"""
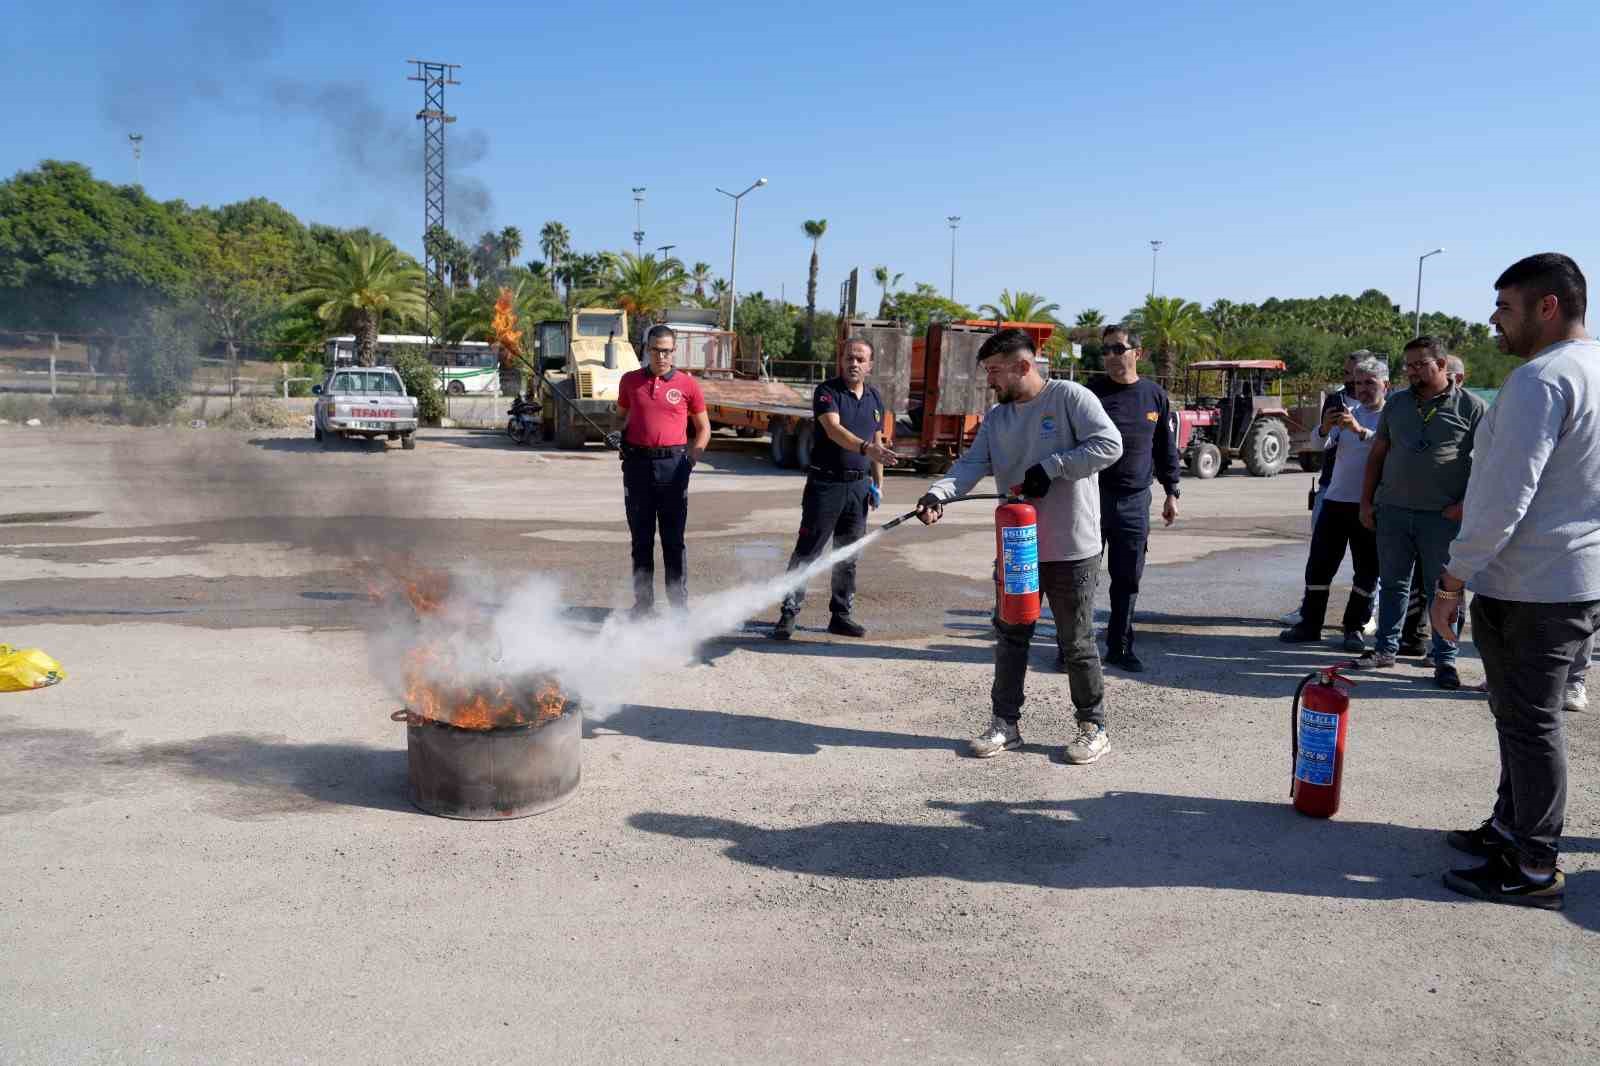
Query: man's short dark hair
645 324 677 345
1102 324 1141 347
842 336 875 359
1403 335 1447 363
1495 252 1587 323
977 328 1036 363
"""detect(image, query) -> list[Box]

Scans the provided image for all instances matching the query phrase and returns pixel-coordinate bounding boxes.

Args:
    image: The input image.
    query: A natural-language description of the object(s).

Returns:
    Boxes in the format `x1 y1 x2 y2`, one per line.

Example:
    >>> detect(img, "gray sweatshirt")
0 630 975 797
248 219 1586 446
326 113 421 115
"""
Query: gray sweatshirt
928 379 1124 562
1446 338 1600 602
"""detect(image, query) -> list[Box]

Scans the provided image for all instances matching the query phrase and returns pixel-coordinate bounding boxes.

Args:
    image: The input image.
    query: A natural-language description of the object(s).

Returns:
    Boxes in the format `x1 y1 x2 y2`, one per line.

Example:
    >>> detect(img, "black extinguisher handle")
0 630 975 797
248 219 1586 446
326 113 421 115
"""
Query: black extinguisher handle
1290 671 1317 798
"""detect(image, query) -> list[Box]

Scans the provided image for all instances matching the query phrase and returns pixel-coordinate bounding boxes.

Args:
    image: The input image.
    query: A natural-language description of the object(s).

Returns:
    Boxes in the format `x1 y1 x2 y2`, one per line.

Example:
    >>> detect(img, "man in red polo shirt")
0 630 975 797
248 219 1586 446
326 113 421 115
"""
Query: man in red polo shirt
616 324 711 614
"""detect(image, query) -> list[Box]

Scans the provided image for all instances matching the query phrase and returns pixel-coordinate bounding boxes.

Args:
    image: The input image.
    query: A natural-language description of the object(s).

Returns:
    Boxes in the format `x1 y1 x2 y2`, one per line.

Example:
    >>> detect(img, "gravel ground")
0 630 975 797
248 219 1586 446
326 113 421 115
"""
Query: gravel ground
1 425 1596 1065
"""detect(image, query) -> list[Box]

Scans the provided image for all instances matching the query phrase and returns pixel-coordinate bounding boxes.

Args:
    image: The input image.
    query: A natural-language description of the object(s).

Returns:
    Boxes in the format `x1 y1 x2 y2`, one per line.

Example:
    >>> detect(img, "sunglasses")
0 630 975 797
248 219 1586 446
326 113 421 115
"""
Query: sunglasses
1103 343 1136 356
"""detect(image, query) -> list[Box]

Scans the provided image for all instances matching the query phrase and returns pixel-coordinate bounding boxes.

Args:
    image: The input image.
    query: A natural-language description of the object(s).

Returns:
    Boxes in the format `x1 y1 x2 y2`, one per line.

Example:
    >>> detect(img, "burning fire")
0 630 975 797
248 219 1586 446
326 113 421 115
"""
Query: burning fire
491 288 523 369
367 559 567 731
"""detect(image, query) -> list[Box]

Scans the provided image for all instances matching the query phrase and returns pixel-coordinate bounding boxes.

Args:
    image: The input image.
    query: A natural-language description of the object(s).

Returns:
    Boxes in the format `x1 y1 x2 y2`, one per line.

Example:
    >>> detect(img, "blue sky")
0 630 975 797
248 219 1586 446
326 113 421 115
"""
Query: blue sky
7 0 1599 325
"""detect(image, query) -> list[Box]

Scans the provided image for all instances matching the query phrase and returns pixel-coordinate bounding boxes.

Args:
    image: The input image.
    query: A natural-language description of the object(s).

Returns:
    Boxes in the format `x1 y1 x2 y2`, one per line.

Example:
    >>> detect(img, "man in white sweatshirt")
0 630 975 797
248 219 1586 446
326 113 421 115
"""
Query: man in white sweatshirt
916 329 1123 764
1433 253 1600 910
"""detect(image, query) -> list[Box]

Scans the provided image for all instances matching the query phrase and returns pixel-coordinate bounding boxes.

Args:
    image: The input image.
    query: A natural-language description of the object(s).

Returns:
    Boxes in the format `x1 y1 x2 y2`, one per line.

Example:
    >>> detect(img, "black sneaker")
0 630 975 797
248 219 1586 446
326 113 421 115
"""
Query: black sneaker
1442 851 1565 910
770 610 796 641
1106 650 1145 673
1435 663 1462 690
1446 819 1512 858
827 614 866 638
1278 624 1323 644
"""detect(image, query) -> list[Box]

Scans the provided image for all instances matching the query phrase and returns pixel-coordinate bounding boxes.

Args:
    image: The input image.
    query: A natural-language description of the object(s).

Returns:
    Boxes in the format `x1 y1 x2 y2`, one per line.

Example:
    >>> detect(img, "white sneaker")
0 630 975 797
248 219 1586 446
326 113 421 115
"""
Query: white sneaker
969 717 1022 758
1064 723 1110 765
1279 607 1303 624
1362 616 1377 637
1565 681 1588 713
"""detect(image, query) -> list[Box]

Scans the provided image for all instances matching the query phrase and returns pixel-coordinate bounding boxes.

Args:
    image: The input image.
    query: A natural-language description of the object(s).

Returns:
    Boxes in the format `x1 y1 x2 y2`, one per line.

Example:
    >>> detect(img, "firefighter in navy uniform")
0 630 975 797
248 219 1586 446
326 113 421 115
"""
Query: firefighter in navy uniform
772 338 898 640
1087 326 1181 672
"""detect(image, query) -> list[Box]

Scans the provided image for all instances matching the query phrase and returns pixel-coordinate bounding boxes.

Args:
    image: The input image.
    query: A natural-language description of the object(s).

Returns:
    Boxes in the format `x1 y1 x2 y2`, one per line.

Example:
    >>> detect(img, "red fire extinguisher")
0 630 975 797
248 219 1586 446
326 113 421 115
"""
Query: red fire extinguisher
994 491 1040 626
1290 666 1354 818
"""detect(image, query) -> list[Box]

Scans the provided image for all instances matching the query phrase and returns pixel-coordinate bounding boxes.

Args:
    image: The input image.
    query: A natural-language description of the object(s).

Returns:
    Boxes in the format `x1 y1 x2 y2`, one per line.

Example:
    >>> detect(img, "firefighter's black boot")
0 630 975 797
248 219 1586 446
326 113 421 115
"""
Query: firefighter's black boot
1280 589 1330 643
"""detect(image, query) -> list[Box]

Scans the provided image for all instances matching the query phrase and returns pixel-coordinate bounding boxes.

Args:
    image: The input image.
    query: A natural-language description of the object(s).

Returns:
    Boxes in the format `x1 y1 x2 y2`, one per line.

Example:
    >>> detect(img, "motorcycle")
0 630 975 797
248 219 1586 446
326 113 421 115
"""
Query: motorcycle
506 395 542 446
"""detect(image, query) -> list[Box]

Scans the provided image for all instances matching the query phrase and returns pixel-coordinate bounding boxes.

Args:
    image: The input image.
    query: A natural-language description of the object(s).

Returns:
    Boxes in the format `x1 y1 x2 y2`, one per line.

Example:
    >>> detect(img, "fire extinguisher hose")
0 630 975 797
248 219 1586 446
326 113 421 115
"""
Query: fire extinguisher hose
1289 671 1318 797
878 493 1009 532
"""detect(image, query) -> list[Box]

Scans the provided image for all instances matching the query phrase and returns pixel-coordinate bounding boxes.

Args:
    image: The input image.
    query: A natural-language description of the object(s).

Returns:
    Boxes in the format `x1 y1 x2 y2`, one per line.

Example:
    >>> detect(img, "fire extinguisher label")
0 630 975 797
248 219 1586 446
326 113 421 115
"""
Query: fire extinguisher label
1000 525 1039 595
1295 707 1339 786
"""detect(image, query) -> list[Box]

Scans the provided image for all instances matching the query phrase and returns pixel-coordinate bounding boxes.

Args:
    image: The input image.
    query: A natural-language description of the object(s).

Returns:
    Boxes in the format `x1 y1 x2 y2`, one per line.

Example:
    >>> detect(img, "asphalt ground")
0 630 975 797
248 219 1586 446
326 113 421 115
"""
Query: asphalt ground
1 424 1596 1064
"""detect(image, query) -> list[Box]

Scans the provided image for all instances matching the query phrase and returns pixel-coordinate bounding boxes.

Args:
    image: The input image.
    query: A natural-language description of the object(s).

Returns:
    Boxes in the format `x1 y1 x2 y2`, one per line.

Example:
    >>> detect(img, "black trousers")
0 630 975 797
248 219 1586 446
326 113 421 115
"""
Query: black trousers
1100 488 1150 654
622 452 692 608
1471 595 1600 868
781 475 869 617
1298 500 1378 635
994 557 1105 727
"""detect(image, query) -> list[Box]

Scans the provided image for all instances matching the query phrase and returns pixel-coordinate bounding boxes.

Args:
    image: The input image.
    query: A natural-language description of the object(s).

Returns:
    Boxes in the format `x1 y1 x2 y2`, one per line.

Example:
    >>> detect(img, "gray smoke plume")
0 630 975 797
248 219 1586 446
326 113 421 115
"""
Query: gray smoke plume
97 2 492 231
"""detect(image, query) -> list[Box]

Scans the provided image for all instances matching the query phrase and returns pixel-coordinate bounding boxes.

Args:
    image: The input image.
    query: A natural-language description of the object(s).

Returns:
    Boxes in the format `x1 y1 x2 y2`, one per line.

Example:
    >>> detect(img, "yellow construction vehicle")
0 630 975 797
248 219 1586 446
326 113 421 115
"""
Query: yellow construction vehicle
534 307 635 449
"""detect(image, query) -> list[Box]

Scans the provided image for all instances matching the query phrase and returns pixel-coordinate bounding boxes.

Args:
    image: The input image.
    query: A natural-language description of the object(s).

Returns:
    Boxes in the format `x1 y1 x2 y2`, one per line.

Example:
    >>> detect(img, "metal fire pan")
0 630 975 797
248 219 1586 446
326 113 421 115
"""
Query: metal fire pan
396 706 581 820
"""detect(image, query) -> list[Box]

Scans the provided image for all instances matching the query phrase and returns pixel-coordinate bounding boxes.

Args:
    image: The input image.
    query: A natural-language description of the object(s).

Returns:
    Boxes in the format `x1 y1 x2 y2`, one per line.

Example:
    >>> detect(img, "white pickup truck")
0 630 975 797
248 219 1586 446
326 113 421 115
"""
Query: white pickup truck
312 367 420 450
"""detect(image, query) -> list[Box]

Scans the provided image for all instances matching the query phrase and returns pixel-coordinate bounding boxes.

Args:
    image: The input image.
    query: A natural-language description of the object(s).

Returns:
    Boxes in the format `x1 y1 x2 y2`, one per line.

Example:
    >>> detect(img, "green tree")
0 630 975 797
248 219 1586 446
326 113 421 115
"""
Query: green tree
444 273 562 345
801 219 827 356
1075 308 1105 329
498 226 523 268
599 253 687 347
1131 295 1214 379
979 289 1060 323
126 304 201 412
390 345 445 425
872 265 904 316
187 216 297 381
690 261 713 299
733 292 796 368
539 221 571 299
881 282 973 334
291 236 427 366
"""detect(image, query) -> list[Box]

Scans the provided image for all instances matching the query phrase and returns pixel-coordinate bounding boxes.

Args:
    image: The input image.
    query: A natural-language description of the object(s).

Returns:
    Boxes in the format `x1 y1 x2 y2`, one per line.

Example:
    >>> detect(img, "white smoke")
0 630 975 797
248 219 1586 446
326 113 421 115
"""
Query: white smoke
372 530 886 721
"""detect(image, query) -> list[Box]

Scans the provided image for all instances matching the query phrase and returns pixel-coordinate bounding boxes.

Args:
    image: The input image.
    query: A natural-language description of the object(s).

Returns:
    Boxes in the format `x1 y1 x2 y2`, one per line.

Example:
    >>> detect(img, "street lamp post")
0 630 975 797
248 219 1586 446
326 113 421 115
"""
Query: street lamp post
1149 240 1164 299
656 244 675 259
716 177 768 336
1414 247 1444 337
947 216 961 300
632 186 646 256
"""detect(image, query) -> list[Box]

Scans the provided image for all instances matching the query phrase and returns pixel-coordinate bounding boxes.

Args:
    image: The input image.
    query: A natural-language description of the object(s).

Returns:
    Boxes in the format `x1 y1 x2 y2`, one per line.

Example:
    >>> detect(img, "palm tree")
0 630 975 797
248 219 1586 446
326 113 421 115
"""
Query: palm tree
690 262 713 299
801 219 827 356
872 265 904 317
1131 295 1214 380
1075 308 1105 329
292 236 427 366
599 253 689 347
539 221 571 299
498 226 523 268
979 289 1060 323
444 275 562 350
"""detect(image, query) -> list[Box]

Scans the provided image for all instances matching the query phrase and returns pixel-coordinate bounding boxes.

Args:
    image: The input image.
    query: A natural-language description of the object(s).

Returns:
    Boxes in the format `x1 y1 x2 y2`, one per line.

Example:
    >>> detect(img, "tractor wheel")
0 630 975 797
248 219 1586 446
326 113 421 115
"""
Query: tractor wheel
793 424 813 470
1243 419 1289 477
1189 443 1221 480
1297 451 1323 474
555 419 586 450
768 420 797 468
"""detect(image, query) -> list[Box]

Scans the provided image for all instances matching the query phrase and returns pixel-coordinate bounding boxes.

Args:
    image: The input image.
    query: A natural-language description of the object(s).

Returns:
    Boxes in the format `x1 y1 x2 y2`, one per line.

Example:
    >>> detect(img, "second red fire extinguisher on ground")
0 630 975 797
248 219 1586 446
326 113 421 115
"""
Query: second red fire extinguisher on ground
995 491 1040 626
1290 666 1354 818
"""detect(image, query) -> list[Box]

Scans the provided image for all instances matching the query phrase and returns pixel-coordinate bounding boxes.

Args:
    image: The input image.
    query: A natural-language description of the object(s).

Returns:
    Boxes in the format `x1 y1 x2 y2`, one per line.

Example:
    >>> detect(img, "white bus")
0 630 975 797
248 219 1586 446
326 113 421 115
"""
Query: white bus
323 334 501 395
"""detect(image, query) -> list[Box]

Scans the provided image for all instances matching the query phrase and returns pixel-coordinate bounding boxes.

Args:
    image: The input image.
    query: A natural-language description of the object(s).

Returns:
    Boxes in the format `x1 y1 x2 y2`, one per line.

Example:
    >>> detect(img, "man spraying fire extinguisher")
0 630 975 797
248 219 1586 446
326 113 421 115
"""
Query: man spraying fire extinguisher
916 328 1123 764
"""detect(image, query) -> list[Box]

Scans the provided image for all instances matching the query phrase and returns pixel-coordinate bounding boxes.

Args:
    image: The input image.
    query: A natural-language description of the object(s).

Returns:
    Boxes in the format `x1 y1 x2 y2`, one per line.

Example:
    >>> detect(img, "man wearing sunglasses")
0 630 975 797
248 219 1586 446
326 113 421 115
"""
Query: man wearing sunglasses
1086 325 1180 672
616 324 712 615
1356 336 1486 686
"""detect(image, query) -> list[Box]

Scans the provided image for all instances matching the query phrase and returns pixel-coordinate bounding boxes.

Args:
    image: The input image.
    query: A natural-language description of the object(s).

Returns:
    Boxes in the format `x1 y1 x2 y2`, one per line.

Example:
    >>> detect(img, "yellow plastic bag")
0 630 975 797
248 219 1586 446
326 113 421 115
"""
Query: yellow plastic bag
0 644 67 692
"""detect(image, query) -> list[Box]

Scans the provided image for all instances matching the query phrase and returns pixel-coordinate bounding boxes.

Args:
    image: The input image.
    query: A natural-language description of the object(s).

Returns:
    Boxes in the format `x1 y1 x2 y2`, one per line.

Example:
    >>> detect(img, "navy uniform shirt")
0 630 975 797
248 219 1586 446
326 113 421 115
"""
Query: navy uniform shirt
1087 375 1181 496
810 377 885 473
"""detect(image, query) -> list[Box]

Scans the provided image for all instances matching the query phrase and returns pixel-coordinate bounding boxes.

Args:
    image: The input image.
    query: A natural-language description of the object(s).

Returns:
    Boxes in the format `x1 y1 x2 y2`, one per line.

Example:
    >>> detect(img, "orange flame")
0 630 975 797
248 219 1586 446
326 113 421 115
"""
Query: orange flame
376 559 568 731
491 287 522 368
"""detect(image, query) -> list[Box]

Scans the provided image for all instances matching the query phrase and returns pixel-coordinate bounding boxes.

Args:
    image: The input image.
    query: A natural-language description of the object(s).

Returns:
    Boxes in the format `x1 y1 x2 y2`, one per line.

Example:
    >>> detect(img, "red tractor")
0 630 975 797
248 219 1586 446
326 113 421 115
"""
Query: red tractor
1176 359 1294 479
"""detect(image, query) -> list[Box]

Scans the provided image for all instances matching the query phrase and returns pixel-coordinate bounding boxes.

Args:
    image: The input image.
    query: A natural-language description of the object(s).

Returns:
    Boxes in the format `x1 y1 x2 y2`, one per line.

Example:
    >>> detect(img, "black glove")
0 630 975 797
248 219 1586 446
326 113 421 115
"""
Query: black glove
1020 463 1053 499
916 492 943 516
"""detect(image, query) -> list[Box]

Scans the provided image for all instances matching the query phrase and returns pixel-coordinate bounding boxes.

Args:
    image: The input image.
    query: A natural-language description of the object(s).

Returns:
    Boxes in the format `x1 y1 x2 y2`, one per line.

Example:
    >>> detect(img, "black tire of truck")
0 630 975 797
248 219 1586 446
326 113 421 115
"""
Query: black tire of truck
401 433 416 451
1243 419 1289 477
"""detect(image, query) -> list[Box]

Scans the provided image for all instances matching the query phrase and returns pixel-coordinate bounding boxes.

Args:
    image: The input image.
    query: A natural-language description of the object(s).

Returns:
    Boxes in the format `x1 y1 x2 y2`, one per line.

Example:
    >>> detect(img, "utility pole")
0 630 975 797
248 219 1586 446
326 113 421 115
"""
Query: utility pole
947 216 961 300
717 177 768 336
408 59 460 344
1149 240 1164 299
656 244 675 260
128 134 143 186
1415 248 1444 337
632 187 646 256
